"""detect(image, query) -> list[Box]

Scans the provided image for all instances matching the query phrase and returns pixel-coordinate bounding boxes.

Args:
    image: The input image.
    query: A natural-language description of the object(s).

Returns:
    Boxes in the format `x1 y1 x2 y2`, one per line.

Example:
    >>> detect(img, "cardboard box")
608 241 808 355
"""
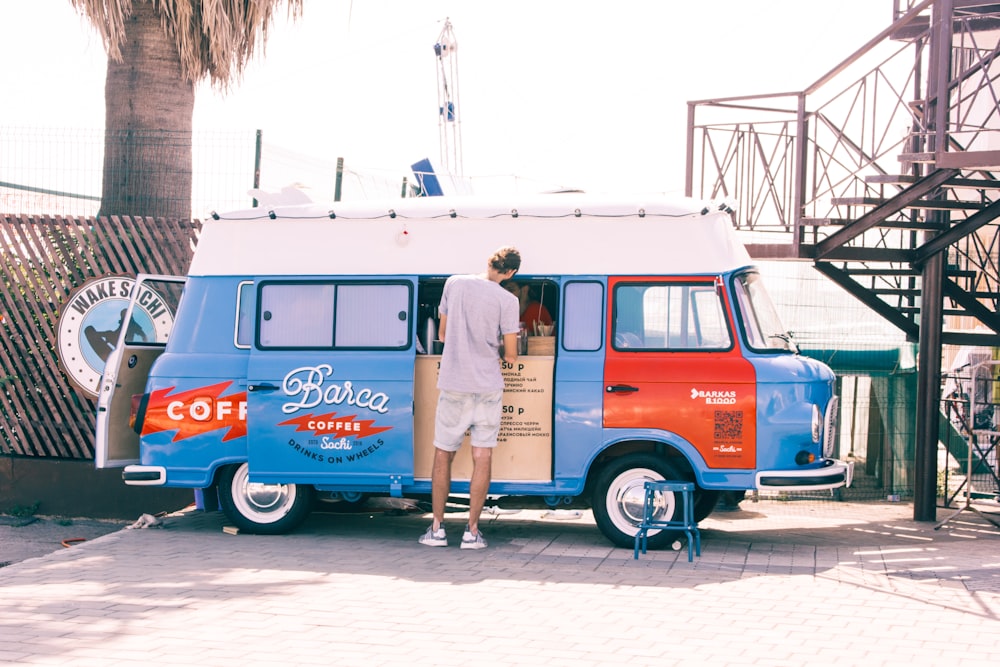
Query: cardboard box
527 336 555 356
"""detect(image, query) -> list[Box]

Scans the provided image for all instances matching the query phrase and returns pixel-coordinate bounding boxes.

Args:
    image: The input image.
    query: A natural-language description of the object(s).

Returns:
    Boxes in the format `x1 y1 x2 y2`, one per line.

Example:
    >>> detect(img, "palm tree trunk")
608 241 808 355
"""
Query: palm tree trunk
99 1 194 220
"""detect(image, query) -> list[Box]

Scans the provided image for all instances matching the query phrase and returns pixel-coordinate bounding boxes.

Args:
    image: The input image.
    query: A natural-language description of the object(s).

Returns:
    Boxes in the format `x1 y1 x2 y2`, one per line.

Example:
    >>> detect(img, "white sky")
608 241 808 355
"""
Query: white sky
2 0 891 202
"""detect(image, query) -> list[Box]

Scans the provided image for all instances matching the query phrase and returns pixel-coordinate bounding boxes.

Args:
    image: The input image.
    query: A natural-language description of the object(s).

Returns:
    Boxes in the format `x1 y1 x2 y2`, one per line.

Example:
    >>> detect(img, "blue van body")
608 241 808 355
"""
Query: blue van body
94 193 851 546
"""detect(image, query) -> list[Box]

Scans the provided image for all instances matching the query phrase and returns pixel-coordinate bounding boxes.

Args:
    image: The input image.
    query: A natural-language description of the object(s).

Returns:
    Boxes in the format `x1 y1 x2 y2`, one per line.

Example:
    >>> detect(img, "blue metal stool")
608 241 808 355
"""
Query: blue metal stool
633 480 701 562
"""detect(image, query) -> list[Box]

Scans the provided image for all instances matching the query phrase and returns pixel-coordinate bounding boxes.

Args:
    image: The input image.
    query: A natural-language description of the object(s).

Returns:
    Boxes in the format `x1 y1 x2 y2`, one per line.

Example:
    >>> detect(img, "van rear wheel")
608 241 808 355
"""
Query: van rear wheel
592 453 688 549
218 462 314 535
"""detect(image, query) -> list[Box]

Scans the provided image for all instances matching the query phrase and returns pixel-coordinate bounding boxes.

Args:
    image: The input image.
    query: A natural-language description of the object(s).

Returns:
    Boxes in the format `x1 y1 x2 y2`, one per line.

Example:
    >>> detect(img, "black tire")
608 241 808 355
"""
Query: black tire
693 489 721 522
592 453 690 549
218 462 314 535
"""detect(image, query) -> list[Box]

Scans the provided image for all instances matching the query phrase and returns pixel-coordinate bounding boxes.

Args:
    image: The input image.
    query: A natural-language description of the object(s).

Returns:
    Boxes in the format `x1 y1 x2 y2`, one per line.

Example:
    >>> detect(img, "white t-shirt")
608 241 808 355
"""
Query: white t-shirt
437 274 520 393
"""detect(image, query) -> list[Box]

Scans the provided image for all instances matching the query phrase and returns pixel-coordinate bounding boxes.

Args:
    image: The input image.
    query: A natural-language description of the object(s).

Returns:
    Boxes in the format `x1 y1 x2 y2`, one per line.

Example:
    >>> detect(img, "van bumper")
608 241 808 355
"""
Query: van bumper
122 465 167 486
755 458 854 491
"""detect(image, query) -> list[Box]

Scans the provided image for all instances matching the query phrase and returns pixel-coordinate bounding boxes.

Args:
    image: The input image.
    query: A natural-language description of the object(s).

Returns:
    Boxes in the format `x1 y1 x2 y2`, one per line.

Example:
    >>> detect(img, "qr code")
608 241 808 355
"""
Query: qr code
714 410 743 440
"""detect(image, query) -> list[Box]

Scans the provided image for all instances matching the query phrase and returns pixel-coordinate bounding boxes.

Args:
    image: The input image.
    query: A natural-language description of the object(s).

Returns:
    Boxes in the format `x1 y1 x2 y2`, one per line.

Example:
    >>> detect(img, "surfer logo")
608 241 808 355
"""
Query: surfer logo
56 276 174 397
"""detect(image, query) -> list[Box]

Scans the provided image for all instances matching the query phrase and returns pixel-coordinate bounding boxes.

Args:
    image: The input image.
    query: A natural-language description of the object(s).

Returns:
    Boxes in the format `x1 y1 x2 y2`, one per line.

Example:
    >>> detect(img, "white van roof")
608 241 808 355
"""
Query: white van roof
190 193 753 277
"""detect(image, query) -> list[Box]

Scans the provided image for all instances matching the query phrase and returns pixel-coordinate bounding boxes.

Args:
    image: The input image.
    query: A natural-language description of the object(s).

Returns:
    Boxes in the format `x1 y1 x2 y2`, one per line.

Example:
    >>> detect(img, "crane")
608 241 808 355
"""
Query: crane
434 19 462 177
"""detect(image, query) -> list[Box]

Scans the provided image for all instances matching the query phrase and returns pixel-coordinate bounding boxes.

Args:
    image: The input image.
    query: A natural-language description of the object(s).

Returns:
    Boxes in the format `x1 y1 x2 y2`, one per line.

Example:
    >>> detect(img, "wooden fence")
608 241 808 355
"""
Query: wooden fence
0 214 201 458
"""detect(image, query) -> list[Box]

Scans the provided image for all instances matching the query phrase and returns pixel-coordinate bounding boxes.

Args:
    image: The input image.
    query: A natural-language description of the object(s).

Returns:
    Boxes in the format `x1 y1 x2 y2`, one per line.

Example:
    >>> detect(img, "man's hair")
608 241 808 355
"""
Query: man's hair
490 246 521 274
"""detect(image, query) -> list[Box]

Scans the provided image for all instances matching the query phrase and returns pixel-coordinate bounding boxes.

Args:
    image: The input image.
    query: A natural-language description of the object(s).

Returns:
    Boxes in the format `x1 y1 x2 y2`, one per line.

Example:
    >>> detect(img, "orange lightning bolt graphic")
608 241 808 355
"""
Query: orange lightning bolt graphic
141 382 248 442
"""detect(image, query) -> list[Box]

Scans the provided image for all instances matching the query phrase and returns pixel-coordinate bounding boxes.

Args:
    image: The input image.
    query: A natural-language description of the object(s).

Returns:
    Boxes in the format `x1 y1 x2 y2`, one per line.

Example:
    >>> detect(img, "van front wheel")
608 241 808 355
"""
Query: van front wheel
592 453 687 549
218 463 314 535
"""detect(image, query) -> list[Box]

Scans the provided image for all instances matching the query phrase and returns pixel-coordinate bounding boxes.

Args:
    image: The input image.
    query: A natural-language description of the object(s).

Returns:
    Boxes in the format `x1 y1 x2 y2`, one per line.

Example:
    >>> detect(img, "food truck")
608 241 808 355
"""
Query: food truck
94 193 852 548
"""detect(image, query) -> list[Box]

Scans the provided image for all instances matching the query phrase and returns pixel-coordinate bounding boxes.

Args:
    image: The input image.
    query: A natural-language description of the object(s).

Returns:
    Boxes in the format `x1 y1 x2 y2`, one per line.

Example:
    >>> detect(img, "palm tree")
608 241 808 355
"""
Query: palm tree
70 0 303 220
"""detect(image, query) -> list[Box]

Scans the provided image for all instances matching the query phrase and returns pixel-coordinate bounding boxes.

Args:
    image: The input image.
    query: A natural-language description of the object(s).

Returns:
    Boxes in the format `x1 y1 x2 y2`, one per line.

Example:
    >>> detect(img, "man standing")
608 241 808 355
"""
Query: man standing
419 246 522 549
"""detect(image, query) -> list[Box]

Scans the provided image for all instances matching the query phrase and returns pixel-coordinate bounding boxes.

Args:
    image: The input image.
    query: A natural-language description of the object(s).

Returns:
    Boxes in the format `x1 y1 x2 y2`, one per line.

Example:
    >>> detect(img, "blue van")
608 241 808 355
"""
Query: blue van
94 193 851 547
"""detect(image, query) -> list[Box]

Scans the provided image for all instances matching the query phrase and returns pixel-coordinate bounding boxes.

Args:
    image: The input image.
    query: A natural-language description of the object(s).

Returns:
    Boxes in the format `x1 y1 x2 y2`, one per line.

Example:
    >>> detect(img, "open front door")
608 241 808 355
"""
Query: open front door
94 275 186 468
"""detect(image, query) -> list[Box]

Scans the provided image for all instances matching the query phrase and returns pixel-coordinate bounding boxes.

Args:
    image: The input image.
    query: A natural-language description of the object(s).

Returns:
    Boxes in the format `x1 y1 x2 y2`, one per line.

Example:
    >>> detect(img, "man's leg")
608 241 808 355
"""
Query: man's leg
467 446 493 535
431 447 456 530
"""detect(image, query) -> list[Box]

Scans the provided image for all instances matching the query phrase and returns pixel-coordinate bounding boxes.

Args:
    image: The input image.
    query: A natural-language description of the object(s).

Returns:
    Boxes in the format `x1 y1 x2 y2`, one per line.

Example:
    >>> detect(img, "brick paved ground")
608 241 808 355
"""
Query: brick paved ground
3 499 1000 666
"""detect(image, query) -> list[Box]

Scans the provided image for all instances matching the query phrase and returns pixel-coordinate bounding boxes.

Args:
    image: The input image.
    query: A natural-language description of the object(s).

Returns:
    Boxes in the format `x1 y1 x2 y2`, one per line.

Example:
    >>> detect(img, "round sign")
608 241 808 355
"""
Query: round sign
57 276 175 398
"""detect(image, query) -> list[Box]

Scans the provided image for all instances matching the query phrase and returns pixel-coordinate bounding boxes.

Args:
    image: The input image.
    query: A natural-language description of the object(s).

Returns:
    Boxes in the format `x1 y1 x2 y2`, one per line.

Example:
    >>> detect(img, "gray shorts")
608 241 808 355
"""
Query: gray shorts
433 390 504 451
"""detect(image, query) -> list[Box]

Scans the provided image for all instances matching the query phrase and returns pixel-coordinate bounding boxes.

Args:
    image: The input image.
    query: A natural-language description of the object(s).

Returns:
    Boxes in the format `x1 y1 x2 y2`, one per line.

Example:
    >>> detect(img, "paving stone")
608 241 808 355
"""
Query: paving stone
3 501 1000 664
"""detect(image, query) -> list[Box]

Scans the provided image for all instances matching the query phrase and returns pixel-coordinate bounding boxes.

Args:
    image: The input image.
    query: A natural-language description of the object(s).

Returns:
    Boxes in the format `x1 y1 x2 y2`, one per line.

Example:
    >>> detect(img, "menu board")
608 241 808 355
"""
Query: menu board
414 356 554 481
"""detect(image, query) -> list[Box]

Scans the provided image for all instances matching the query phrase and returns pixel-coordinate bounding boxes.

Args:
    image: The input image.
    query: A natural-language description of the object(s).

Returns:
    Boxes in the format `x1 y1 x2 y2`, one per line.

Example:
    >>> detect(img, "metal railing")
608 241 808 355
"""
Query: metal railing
686 0 1000 242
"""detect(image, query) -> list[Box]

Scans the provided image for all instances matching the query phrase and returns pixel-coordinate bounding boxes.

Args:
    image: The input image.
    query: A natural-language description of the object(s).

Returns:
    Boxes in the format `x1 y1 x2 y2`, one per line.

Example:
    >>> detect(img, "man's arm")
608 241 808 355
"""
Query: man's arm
438 313 447 342
501 332 518 365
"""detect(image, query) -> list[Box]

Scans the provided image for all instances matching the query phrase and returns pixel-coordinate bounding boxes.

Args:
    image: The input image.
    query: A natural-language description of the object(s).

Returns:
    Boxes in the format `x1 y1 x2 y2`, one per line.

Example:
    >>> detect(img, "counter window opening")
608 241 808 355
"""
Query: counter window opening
416 278 446 355
612 281 733 351
502 278 559 337
730 271 798 354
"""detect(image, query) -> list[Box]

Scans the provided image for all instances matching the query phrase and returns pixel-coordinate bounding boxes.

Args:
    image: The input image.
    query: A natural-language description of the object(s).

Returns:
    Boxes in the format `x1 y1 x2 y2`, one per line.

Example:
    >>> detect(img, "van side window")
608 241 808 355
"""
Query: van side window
563 281 603 351
235 281 254 348
613 282 732 351
258 283 335 348
256 281 412 350
335 283 410 348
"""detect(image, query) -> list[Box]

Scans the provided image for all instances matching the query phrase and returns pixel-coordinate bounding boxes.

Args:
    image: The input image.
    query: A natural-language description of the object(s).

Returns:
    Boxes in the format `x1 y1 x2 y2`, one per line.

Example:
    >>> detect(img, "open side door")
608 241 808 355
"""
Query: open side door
94 275 186 468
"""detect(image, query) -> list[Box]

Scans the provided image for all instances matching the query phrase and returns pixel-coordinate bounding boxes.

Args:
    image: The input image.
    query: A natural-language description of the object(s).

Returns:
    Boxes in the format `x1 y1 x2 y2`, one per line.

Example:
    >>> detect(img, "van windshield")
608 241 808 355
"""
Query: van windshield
732 271 797 353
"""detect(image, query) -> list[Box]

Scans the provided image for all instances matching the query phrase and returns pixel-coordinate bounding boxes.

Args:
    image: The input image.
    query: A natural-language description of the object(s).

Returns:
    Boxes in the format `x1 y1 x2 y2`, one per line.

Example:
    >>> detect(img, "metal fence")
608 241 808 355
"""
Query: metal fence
1 127 254 218
0 127 414 219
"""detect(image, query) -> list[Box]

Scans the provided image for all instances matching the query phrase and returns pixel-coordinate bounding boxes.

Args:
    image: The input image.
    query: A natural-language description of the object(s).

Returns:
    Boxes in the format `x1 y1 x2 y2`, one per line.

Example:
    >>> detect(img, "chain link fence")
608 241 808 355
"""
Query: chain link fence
0 127 413 219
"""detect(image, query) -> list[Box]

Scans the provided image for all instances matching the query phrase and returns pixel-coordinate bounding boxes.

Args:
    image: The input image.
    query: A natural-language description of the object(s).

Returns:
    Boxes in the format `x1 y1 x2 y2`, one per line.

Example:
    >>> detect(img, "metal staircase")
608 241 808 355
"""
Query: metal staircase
685 0 1000 519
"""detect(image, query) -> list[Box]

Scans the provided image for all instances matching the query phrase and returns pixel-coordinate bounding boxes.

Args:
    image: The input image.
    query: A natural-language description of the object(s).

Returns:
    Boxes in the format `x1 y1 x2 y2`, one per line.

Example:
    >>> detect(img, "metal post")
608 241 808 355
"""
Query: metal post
913 0 953 522
252 130 263 208
684 103 695 198
915 255 944 520
886 374 896 495
793 93 809 245
334 157 344 203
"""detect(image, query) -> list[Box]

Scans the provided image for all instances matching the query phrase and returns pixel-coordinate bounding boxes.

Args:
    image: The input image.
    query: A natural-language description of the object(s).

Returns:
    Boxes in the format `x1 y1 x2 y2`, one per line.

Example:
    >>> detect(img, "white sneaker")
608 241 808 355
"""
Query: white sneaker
460 525 487 550
418 524 448 547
